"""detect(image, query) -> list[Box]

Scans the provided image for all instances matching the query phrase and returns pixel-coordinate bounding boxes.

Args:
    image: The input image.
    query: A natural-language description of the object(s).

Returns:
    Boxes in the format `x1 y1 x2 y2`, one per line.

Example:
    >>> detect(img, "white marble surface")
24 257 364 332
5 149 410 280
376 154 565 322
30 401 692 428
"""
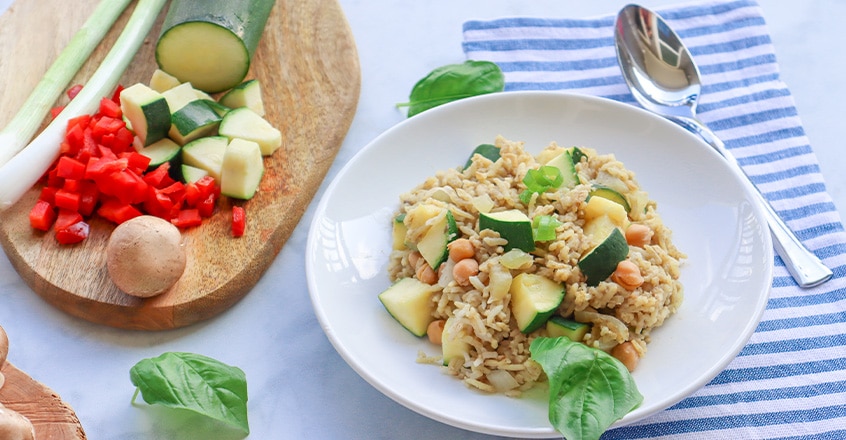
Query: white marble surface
0 1 844 439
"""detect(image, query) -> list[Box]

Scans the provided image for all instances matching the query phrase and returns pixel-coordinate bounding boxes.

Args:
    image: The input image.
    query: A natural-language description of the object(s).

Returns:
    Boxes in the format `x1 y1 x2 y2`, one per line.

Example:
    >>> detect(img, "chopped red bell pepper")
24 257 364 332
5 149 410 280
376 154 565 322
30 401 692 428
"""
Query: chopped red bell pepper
54 189 81 211
98 97 122 119
67 84 83 100
172 208 202 228
29 200 56 231
55 208 83 231
55 221 89 245
56 156 86 180
232 206 246 237
97 198 142 224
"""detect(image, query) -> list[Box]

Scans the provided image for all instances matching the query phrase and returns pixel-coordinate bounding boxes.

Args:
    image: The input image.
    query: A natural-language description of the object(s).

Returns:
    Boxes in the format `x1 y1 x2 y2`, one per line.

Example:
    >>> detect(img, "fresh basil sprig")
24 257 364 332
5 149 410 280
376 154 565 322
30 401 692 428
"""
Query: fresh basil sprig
130 351 250 434
530 337 642 440
398 60 505 117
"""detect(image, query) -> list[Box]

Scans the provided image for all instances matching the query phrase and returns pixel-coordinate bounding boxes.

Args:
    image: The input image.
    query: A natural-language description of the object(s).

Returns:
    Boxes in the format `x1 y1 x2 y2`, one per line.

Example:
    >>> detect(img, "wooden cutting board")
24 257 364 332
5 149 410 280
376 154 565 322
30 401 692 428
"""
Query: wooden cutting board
0 0 361 330
0 325 85 439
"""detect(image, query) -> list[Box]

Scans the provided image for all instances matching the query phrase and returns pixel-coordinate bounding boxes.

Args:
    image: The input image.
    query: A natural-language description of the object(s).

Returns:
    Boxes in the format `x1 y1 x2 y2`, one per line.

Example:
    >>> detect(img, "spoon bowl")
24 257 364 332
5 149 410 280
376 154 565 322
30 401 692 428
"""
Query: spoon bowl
614 4 832 288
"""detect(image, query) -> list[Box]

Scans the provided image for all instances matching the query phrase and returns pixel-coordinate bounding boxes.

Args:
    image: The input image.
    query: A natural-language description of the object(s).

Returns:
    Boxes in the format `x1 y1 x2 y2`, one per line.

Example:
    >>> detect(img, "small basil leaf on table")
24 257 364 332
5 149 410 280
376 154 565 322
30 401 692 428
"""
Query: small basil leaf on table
399 60 505 117
530 337 642 440
130 351 250 434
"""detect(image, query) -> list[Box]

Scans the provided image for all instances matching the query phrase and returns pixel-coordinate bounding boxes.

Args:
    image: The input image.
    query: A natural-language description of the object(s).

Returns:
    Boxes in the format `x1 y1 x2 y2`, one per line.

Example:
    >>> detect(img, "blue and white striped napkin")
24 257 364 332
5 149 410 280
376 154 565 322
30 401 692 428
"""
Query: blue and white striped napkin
463 0 846 438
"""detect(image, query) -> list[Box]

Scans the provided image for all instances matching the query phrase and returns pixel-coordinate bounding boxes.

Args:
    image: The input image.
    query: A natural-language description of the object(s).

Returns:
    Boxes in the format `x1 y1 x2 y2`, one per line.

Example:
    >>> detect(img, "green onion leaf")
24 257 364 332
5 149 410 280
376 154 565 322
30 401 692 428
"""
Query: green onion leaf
532 215 562 242
130 352 250 434
521 166 563 204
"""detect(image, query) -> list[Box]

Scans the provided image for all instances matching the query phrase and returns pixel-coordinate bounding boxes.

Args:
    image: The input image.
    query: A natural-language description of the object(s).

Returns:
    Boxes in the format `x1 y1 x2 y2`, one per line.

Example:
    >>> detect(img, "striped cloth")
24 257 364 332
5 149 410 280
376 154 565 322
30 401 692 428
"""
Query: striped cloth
463 1 846 438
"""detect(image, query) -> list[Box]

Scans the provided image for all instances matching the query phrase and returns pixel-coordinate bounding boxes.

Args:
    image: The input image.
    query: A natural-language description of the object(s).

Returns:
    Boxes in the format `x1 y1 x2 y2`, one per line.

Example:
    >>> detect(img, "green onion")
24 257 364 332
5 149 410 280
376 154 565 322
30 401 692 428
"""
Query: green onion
532 215 563 242
520 165 563 204
0 0 168 211
0 0 133 168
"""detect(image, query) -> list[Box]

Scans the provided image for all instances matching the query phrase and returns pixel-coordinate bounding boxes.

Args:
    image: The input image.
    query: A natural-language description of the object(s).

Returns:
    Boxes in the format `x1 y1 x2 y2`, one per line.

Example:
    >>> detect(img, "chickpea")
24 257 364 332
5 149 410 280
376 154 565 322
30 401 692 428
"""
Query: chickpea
611 342 640 372
611 260 644 291
427 319 446 345
448 238 475 261
452 258 480 287
625 223 653 247
408 251 423 269
416 263 438 285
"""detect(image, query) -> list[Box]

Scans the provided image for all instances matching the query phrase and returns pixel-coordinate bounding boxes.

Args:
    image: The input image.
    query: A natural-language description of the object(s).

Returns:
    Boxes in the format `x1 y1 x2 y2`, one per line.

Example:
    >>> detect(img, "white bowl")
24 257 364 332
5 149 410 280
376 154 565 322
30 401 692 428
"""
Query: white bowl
306 91 773 438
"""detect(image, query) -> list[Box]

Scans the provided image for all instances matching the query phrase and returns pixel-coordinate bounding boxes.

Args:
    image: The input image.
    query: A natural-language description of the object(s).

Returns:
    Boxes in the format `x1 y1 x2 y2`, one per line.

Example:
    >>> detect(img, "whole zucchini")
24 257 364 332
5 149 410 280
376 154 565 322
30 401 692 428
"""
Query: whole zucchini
155 0 275 93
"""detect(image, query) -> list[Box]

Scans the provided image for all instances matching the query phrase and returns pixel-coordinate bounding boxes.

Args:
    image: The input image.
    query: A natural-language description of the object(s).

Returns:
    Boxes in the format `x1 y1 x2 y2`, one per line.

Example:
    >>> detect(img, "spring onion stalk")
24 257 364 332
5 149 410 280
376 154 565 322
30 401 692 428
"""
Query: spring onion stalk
0 0 168 211
0 0 133 168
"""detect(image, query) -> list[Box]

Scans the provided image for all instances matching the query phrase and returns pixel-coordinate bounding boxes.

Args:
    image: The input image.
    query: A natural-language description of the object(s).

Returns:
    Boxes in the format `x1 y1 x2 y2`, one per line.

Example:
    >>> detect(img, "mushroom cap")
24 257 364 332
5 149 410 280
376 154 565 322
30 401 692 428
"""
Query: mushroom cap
106 215 187 298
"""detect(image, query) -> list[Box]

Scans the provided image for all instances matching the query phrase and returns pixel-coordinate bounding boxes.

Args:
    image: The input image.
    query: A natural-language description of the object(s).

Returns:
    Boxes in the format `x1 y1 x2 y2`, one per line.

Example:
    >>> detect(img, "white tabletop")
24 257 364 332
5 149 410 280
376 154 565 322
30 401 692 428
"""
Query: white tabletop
0 1 844 439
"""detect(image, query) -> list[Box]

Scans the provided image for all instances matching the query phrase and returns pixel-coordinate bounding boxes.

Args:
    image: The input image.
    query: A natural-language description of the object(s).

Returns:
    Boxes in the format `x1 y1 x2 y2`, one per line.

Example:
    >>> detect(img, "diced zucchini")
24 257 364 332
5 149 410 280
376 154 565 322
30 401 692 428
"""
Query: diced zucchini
569 146 587 164
583 214 619 244
546 316 589 342
220 138 265 200
219 107 282 156
134 137 181 170
417 210 458 270
180 164 209 184
510 273 565 333
578 228 629 286
219 79 265 116
169 100 222 146
181 135 228 180
544 150 580 189
463 143 500 169
441 316 470 365
202 99 232 117
378 278 438 337
584 194 628 228
161 82 201 113
589 185 631 213
119 83 171 146
479 209 535 252
149 69 182 93
155 0 275 93
392 214 408 251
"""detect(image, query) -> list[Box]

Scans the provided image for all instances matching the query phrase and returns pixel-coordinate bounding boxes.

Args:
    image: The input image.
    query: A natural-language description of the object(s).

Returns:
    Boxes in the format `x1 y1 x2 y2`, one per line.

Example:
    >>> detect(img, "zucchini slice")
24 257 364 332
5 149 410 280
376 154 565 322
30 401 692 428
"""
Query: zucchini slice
169 100 222 146
135 137 181 170
155 0 275 93
417 210 458 270
392 214 408 251
220 138 265 200
180 164 209 184
119 83 171 146
378 278 438 337
181 135 228 180
219 107 282 156
589 185 631 213
479 209 535 252
510 273 565 333
544 150 580 189
219 79 265 116
149 68 181 93
546 316 589 342
578 228 629 286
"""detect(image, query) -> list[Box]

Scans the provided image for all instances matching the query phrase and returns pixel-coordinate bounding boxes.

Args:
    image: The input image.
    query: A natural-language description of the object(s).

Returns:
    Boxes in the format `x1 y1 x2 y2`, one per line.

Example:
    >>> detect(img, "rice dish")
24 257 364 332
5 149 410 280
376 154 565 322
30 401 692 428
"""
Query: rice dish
385 136 685 395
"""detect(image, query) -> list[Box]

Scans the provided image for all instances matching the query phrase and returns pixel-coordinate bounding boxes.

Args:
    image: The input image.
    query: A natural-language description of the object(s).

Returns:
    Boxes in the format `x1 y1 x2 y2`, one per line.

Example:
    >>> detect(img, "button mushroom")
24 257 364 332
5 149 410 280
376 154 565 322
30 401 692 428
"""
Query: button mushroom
106 215 187 298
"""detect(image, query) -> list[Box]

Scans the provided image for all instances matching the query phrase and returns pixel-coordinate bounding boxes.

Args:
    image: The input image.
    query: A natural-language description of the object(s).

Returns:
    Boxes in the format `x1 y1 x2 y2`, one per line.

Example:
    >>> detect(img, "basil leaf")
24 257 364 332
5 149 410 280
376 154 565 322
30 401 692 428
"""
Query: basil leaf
400 60 504 117
130 352 250 434
530 337 642 440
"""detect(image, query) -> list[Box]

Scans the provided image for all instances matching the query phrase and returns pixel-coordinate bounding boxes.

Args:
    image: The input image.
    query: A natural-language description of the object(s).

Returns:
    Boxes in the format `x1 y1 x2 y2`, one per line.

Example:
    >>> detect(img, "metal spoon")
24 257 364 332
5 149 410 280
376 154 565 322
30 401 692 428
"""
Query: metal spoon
614 4 832 288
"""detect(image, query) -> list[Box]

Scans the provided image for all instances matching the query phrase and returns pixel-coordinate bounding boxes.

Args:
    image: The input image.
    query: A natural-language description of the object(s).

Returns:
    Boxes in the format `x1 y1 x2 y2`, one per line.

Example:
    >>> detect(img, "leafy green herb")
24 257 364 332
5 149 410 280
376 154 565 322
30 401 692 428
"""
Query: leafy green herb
130 352 250 434
398 60 504 117
520 166 563 204
530 337 642 440
532 215 563 242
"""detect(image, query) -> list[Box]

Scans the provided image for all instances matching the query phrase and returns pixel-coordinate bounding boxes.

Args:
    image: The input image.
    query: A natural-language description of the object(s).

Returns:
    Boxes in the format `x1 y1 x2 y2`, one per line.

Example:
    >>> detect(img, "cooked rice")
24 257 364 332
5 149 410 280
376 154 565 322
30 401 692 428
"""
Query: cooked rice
389 136 685 395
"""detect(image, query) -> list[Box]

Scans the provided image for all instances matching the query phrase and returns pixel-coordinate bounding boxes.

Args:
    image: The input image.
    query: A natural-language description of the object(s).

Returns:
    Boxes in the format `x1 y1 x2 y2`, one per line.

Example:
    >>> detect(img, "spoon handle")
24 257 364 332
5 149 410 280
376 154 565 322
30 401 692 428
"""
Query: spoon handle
673 116 833 288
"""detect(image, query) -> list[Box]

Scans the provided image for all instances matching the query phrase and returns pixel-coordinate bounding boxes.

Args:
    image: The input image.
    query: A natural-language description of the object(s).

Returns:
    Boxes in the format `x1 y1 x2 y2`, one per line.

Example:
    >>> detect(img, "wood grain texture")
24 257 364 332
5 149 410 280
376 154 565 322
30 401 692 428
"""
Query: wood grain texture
0 325 85 439
0 0 361 330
